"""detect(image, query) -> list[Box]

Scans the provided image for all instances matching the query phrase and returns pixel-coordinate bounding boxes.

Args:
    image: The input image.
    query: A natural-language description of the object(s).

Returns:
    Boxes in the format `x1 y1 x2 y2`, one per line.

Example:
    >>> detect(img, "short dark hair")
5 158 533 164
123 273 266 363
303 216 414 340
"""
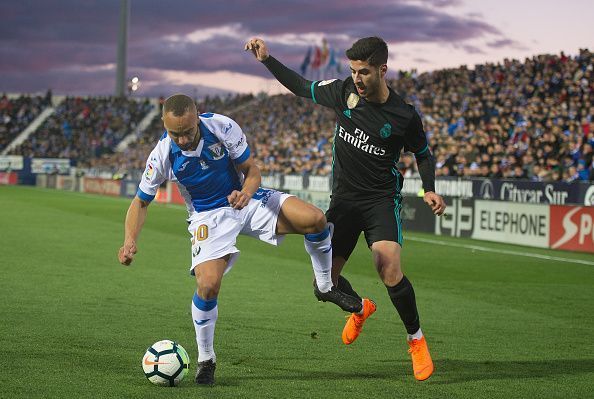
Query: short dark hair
162 94 196 116
345 37 388 66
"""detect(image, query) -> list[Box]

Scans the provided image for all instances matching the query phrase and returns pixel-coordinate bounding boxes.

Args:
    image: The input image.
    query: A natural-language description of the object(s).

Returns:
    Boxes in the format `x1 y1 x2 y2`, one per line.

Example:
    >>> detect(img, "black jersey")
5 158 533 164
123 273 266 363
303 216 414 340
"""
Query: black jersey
309 77 429 200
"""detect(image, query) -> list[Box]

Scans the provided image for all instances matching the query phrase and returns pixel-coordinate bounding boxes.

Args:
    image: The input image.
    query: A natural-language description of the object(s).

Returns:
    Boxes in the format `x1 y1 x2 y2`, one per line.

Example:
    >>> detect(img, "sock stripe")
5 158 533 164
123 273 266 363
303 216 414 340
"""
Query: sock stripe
193 292 217 311
305 227 330 242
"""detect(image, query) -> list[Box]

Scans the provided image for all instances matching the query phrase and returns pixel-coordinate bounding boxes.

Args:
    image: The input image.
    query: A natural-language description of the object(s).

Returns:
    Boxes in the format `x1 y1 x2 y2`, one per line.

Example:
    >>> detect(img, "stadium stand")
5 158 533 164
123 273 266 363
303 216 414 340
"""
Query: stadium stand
3 50 593 182
9 96 153 164
0 92 51 153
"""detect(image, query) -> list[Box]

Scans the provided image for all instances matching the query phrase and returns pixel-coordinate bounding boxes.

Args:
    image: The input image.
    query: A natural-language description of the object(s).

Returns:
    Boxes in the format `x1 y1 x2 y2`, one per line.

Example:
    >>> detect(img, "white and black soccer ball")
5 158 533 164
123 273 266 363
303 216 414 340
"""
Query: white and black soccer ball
142 339 190 386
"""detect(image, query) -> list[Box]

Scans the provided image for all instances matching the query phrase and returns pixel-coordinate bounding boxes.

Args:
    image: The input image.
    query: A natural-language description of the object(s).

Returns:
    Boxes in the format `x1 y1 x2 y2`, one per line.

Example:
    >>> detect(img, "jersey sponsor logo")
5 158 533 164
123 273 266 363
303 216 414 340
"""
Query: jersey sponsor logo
380 123 392 139
225 136 244 149
318 79 337 86
208 143 225 160
347 93 359 109
178 160 190 172
337 125 387 156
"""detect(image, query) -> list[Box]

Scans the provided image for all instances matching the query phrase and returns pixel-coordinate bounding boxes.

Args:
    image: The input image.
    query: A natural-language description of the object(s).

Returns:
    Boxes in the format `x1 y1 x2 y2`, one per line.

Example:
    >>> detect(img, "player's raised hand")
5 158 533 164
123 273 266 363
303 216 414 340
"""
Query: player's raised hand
423 191 446 216
244 38 269 61
118 240 137 266
227 190 251 210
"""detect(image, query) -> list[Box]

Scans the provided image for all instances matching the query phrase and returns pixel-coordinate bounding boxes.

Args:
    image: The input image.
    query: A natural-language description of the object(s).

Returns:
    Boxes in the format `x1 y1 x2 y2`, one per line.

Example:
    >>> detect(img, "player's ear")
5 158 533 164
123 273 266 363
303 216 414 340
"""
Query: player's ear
380 64 387 77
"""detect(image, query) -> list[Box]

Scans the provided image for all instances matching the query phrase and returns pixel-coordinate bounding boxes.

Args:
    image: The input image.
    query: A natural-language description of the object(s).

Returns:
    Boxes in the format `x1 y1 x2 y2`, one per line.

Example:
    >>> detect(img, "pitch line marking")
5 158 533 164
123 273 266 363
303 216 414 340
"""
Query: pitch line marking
406 236 594 266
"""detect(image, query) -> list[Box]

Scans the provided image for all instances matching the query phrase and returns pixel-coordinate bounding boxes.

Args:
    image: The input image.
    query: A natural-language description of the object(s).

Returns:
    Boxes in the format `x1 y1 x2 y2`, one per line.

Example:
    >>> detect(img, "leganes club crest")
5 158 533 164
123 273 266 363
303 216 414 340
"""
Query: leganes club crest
208 143 225 160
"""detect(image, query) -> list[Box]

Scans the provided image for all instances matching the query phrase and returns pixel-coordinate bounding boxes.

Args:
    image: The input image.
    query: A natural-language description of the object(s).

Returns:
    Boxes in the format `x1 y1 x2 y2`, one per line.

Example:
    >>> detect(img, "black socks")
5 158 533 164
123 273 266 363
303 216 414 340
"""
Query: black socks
386 275 420 335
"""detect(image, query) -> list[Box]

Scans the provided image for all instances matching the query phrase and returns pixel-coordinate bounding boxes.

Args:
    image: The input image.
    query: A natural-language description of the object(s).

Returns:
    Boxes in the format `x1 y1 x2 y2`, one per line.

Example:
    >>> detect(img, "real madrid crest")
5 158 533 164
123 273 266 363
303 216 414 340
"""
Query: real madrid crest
347 93 360 109
380 123 392 139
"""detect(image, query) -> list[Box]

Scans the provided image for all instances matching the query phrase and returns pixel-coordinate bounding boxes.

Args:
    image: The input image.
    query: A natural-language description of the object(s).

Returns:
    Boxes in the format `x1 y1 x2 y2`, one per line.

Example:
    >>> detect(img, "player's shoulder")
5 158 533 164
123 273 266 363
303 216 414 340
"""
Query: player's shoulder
199 112 241 138
312 77 349 106
149 131 171 161
384 88 418 121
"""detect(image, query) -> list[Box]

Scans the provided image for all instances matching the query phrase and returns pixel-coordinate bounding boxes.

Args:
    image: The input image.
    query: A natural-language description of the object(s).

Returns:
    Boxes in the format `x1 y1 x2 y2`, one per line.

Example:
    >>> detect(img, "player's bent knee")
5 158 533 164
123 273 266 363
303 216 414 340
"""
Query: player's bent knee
196 280 221 299
311 209 327 232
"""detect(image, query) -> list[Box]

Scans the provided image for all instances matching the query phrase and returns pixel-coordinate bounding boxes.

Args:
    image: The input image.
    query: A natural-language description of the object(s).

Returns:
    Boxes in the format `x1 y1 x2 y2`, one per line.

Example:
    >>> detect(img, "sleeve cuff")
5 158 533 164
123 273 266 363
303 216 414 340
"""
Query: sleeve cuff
233 146 251 164
415 144 429 157
137 188 155 202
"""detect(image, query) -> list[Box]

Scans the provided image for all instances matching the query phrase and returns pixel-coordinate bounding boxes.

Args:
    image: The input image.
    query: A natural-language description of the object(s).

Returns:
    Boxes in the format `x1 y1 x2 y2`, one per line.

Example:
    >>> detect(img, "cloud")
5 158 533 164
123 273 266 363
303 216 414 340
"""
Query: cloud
0 0 506 95
487 39 528 50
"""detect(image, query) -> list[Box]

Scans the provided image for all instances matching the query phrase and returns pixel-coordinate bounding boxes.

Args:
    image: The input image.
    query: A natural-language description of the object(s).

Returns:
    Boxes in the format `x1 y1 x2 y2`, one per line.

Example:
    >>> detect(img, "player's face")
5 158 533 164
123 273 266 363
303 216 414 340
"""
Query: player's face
350 60 387 100
163 110 200 151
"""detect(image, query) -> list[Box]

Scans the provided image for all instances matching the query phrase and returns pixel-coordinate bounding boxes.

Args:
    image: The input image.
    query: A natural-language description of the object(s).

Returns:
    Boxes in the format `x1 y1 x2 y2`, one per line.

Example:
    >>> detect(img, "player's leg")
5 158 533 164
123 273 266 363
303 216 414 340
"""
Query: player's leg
275 196 361 312
365 197 433 381
188 209 242 386
191 257 227 386
323 199 378 344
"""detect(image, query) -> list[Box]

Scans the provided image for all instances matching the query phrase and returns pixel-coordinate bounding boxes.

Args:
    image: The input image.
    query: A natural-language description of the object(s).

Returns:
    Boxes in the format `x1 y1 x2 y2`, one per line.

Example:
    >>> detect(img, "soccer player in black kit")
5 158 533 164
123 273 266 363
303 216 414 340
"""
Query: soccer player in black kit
246 36 446 381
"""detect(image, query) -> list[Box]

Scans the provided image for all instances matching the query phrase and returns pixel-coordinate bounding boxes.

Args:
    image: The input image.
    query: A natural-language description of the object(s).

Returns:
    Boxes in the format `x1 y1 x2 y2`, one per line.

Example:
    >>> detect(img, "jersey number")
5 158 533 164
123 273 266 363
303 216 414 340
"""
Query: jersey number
195 225 209 242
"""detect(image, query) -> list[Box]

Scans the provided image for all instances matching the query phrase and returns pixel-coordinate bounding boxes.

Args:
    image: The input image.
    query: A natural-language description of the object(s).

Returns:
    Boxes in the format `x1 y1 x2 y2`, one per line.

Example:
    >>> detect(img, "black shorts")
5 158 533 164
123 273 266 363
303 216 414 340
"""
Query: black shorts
326 195 403 261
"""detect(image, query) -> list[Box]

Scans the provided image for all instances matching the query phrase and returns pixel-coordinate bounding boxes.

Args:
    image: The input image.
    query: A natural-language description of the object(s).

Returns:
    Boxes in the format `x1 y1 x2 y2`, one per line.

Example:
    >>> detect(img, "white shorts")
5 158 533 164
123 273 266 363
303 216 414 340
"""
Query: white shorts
187 188 293 274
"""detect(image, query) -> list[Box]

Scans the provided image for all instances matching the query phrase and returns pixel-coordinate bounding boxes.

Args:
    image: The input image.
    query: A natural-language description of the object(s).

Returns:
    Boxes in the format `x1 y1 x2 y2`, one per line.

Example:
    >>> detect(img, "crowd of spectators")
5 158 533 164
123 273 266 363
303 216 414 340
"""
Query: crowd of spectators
10 96 153 165
3 49 593 183
0 91 51 152
393 48 594 182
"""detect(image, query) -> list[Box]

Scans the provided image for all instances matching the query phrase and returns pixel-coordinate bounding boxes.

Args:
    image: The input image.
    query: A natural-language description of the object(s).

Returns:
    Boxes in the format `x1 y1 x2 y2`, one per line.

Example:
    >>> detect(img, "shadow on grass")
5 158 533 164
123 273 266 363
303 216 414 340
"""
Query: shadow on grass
216 358 594 385
432 358 594 384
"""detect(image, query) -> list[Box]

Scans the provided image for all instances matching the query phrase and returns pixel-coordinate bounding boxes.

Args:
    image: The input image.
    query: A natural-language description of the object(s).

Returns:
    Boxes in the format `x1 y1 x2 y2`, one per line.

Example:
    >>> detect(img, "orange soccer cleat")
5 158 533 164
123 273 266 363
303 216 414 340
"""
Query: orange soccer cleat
341 298 376 345
407 336 434 381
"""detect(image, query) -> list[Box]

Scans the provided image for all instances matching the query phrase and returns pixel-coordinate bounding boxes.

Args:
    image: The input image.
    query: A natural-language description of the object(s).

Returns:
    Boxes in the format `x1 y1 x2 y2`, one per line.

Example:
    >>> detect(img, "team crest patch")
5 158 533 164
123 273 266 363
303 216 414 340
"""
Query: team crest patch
380 123 392 139
347 93 359 109
208 143 225 160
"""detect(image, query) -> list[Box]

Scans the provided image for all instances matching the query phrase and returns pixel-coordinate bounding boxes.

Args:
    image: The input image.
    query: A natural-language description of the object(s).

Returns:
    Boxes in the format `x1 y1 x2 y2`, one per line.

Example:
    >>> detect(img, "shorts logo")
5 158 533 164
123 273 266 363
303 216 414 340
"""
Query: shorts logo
380 123 392 139
347 93 359 109
192 246 201 258
253 188 274 208
208 143 225 160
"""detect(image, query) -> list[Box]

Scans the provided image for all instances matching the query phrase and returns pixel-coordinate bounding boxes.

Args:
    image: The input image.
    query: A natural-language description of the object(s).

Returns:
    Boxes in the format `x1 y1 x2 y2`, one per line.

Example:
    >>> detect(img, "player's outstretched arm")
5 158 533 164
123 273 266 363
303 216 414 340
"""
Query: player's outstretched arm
118 196 150 265
245 37 312 98
227 155 261 210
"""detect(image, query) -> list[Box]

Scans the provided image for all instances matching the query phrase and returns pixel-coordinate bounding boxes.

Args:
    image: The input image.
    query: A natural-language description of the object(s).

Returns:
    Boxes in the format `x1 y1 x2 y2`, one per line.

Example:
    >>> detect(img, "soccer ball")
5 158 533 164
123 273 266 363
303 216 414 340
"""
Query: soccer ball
142 340 190 386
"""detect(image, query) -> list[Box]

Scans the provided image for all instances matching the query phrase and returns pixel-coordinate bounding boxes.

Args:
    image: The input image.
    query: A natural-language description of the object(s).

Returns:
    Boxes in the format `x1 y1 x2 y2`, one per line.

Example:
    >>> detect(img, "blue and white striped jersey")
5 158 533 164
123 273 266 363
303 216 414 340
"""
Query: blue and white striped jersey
137 112 250 215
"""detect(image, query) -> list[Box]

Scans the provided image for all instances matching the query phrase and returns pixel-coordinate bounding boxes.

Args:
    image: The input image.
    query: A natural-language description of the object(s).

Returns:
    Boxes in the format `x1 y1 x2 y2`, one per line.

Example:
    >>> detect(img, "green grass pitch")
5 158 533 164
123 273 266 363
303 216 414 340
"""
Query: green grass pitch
1 185 593 398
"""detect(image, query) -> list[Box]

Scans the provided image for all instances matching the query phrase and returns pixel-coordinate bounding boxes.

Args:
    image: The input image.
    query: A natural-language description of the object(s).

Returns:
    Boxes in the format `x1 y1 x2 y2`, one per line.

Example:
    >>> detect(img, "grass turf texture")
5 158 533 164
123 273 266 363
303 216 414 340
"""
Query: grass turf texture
1 185 593 399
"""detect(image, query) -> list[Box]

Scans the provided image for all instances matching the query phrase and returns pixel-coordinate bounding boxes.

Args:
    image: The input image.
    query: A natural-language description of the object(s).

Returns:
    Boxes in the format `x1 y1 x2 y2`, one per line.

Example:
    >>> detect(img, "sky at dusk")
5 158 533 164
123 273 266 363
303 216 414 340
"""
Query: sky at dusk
1 0 593 97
